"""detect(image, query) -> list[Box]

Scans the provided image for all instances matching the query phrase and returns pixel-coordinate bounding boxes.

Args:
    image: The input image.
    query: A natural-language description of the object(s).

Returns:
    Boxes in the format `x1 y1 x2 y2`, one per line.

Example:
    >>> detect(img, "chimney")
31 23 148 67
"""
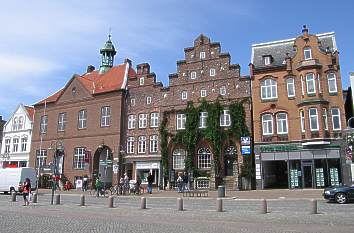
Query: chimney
285 53 292 71
302 25 309 36
124 58 132 67
87 65 95 73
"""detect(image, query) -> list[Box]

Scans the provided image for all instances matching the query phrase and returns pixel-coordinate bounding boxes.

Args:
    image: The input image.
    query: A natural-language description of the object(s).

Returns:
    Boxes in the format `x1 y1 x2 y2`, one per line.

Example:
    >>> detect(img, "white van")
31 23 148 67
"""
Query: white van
0 168 37 194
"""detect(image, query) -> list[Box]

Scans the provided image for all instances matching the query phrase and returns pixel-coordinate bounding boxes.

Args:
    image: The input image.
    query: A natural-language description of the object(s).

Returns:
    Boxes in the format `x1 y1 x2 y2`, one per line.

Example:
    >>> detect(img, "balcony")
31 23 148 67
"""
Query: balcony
296 59 322 71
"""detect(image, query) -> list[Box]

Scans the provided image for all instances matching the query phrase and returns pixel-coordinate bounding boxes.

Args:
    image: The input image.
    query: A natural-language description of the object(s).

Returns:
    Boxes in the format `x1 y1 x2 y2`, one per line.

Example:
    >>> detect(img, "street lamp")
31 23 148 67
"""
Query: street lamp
48 141 64 205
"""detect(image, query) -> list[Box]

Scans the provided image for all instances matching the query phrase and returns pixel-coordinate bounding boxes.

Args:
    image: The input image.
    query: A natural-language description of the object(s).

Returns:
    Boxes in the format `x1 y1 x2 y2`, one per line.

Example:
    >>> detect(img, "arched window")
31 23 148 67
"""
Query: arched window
173 149 186 170
18 116 24 130
198 148 212 169
261 78 277 100
304 46 312 60
12 117 19 131
276 112 288 134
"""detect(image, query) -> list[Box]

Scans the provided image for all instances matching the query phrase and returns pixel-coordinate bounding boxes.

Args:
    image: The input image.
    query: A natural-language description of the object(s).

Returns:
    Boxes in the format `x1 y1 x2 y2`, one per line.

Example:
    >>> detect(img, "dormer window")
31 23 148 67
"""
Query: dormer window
304 47 312 60
263 56 272 65
139 77 145 86
200 52 205 59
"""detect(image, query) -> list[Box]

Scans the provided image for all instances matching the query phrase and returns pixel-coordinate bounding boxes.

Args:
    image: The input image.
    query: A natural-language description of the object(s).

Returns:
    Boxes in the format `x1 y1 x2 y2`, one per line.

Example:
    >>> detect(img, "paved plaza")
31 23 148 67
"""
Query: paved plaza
1 190 354 233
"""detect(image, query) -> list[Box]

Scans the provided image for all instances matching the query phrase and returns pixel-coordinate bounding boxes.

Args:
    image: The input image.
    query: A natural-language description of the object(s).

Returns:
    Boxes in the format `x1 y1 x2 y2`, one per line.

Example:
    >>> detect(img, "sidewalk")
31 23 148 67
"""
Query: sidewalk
37 188 324 200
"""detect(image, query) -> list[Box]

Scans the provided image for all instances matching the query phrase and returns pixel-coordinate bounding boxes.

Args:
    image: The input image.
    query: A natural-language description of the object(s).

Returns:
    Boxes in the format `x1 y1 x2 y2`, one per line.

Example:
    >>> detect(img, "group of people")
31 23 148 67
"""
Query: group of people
176 172 189 193
118 172 154 195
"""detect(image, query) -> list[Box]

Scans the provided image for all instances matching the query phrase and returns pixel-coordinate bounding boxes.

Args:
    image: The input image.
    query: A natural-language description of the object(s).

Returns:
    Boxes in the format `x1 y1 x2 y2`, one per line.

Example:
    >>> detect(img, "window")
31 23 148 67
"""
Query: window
12 117 19 131
131 98 136 106
200 52 205 59
191 71 197 79
309 108 319 131
146 96 152 105
128 115 136 129
262 114 273 135
78 110 87 129
4 138 10 153
173 149 186 169
21 137 28 152
300 110 305 133
317 74 322 93
73 147 85 169
220 86 226 96
210 68 216 76
176 114 186 130
150 112 159 128
287 78 295 98
322 108 328 131
127 137 135 154
300 75 304 95
263 56 271 65
57 113 67 131
101 106 111 127
198 148 212 169
181 91 188 100
138 136 146 153
261 79 277 99
40 115 48 133
331 108 341 130
327 72 337 93
220 110 231 127
306 73 316 94
304 47 312 60
199 112 208 128
150 135 158 153
276 113 288 134
139 114 147 128
12 138 19 152
200 89 207 98
18 116 24 130
36 149 47 168
139 77 144 85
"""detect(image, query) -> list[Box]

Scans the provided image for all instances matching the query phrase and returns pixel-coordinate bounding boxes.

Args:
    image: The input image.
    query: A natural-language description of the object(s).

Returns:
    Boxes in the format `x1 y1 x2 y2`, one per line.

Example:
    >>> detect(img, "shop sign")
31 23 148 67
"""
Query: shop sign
241 137 251 145
136 161 160 169
241 145 251 155
260 144 299 153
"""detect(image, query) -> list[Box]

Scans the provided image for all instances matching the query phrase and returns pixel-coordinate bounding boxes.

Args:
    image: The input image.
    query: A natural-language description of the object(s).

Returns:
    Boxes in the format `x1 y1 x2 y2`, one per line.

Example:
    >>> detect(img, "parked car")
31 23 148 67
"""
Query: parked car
323 185 354 204
0 168 37 194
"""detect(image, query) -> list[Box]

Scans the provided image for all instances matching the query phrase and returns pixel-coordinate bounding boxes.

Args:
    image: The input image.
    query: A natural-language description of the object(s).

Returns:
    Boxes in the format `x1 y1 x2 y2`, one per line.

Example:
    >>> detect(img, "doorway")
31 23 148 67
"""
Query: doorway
224 146 236 176
303 164 313 188
263 160 288 189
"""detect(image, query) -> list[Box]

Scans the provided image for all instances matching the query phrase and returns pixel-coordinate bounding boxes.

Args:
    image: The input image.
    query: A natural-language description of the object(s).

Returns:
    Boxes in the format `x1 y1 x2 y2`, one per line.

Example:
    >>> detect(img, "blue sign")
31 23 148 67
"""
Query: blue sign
241 145 251 155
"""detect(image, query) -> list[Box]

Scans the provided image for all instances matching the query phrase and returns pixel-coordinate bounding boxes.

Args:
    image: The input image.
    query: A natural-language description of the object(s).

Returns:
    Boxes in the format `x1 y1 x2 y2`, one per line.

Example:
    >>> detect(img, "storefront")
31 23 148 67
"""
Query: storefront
135 161 161 185
255 143 343 189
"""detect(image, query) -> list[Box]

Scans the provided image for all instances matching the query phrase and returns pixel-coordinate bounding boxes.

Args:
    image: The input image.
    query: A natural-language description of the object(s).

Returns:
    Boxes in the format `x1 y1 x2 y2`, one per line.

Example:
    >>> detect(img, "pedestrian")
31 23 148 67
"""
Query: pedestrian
123 173 129 194
82 175 88 192
147 173 153 194
95 177 103 197
22 178 31 206
135 175 142 194
176 173 183 193
182 172 189 192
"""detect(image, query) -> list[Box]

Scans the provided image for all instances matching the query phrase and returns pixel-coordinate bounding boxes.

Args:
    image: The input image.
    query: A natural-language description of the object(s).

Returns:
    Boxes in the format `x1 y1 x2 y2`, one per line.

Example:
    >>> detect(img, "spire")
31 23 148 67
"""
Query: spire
99 34 117 74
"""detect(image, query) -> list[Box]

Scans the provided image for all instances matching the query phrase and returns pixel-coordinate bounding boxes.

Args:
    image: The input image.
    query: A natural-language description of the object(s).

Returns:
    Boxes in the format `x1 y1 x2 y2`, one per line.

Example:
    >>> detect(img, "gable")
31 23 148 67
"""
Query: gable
56 77 93 104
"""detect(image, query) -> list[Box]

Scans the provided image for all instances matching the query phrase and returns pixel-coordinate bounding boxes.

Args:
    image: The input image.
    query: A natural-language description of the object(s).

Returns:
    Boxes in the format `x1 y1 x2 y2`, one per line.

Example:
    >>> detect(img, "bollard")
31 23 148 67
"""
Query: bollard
216 198 223 212
141 197 146 209
33 193 38 203
177 198 184 211
11 192 16 202
310 199 317 214
218 186 225 198
80 195 85 206
55 194 60 205
108 196 114 208
260 199 267 214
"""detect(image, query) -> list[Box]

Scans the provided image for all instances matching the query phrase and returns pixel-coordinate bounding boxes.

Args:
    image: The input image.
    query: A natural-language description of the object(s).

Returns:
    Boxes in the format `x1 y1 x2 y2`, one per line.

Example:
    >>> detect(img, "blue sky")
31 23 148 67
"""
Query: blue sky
1 0 353 120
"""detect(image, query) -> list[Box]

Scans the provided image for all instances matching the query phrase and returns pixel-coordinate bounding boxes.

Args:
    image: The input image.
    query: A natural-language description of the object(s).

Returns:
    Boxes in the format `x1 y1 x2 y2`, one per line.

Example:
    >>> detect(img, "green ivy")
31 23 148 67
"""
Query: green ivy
159 112 169 177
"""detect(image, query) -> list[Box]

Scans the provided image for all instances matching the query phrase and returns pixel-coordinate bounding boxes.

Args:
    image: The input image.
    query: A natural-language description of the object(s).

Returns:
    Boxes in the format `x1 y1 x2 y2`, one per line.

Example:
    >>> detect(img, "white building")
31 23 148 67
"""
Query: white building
0 104 34 168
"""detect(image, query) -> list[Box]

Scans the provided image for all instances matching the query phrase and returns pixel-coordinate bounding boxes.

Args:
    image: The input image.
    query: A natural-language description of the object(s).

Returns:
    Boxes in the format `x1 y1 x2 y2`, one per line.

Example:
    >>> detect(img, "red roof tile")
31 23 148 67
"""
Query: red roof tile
24 106 35 120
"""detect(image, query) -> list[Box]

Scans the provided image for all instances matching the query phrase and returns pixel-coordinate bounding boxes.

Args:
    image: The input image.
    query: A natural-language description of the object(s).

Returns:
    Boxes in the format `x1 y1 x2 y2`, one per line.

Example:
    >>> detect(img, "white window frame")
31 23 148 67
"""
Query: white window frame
300 75 304 95
261 79 277 100
210 68 216 77
78 110 87 129
220 86 226 96
18 116 24 130
200 52 205 59
146 96 152 105
73 147 86 169
127 137 135 154
173 149 186 170
200 89 207 98
139 77 145 86
4 138 10 153
300 110 305 133
128 115 136 129
100 106 111 127
131 98 136 106
36 149 47 168
198 148 212 169
150 112 159 128
138 136 146 154
317 74 322 93
304 47 312 60
12 117 19 131
327 72 338 93
276 113 288 134
306 73 316 94
176 114 186 130
220 110 231 127
58 112 66 131
286 78 295 98
149 135 158 153
262 114 273 135
191 71 197 80
331 108 341 131
21 137 28 152
13 138 19 152
309 108 319 131
322 108 328 131
181 91 188 100
199 112 208 128
138 114 147 128
264 56 271 65
40 115 48 133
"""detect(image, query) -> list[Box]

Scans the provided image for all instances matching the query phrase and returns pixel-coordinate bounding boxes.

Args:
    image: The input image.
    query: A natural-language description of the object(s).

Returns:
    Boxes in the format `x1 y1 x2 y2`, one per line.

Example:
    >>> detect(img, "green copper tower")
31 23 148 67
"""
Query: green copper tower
99 34 117 74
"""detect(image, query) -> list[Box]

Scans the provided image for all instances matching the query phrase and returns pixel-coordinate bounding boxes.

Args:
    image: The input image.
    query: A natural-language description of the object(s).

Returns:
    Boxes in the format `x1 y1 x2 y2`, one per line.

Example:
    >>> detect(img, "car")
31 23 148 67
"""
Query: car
323 185 354 204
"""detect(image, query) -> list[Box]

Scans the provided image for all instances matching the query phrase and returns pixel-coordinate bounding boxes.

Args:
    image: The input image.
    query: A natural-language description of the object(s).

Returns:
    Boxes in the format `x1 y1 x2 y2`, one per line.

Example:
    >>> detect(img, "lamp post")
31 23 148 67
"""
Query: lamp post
1 152 10 168
48 141 64 205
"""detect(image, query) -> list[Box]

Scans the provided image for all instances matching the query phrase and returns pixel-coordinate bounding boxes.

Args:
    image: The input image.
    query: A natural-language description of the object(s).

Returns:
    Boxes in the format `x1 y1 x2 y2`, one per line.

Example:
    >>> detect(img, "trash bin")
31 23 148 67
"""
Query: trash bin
218 185 225 198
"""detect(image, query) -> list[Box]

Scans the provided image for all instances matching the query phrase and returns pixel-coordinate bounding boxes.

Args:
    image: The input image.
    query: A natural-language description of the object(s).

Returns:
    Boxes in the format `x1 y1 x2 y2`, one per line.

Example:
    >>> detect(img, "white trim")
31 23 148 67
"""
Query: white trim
121 62 130 90
302 141 331 146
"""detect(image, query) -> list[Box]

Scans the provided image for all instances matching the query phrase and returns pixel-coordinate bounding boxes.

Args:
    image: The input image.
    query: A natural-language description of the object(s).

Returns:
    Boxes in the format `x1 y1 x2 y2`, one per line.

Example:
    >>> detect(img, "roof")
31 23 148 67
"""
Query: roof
251 32 336 69
24 106 34 120
37 63 135 105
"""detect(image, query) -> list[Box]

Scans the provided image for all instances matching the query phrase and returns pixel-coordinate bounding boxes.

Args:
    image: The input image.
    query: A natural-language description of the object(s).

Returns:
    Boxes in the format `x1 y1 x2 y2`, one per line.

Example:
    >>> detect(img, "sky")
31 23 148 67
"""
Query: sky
1 0 353 120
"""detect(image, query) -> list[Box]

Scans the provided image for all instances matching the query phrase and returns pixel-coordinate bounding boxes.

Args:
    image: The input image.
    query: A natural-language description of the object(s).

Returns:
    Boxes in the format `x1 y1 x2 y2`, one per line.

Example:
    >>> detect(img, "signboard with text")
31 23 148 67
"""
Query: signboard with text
241 145 251 155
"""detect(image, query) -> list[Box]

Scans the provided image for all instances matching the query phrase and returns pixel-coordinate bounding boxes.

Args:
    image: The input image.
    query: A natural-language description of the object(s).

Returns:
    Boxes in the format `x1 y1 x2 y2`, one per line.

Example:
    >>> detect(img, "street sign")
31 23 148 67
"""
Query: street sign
113 164 119 174
241 137 251 145
241 145 251 155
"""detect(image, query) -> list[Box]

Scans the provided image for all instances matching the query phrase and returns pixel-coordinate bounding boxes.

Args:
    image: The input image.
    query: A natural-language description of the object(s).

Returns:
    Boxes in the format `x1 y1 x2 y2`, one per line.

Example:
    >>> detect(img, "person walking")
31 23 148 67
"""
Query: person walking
95 177 103 198
82 175 88 192
176 173 183 193
22 178 31 206
182 172 189 192
147 173 153 194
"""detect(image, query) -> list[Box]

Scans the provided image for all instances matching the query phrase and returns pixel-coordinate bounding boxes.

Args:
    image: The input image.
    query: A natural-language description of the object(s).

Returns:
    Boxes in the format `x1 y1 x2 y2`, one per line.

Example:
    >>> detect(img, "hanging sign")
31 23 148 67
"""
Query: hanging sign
241 137 251 145
241 145 251 155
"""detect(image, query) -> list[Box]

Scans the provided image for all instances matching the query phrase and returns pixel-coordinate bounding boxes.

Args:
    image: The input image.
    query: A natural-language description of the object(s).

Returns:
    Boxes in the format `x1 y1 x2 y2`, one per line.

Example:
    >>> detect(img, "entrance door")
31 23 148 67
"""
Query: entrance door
224 146 236 176
303 165 313 188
